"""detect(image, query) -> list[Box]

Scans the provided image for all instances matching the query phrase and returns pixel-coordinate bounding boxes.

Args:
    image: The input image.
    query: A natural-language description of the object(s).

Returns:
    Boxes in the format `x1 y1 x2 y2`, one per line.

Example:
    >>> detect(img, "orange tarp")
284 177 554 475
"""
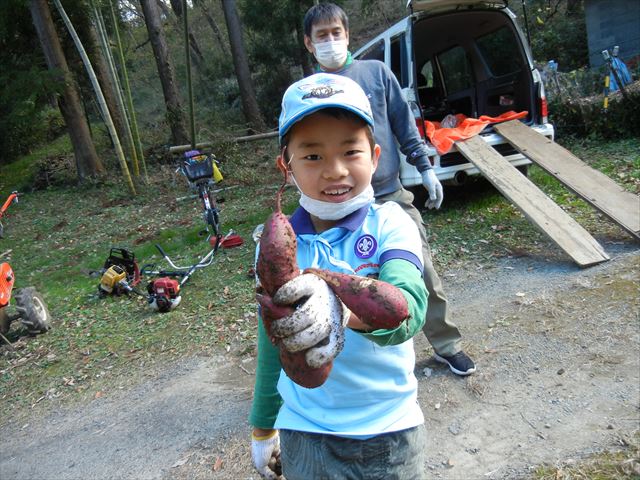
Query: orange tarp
425 111 528 155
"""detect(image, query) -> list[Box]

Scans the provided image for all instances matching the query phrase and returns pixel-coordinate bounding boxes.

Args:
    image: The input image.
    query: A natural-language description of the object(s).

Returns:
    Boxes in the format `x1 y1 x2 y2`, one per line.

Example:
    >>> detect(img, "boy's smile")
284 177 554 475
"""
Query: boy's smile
279 112 379 206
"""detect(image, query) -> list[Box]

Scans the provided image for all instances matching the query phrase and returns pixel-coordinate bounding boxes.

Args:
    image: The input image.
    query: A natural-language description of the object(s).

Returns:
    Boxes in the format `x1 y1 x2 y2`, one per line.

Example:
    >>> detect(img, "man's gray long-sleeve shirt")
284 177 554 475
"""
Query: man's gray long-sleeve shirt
337 59 432 197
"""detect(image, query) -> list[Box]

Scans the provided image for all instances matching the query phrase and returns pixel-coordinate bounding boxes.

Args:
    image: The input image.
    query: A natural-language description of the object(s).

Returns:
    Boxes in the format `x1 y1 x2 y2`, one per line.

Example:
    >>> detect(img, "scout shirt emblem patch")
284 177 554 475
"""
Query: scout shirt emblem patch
355 234 377 259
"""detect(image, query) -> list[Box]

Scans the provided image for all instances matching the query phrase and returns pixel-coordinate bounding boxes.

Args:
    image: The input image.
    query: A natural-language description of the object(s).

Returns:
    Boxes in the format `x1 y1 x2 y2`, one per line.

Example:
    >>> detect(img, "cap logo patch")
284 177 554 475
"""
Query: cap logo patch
302 85 344 100
355 234 377 259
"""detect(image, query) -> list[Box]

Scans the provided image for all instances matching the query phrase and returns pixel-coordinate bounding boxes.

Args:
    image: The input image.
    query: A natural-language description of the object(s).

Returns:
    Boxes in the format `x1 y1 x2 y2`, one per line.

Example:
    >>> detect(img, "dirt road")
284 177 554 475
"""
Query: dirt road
1 242 638 479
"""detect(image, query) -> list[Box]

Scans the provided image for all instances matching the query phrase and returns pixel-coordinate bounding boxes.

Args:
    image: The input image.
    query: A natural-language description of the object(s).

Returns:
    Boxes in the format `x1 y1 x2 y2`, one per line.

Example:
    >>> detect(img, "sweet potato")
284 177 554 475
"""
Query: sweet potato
257 290 332 389
303 268 410 329
256 180 298 297
256 171 333 388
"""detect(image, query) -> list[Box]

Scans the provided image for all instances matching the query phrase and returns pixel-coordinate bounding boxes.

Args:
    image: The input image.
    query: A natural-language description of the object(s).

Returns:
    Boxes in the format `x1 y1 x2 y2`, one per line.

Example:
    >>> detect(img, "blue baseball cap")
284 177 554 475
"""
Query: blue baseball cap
278 73 374 144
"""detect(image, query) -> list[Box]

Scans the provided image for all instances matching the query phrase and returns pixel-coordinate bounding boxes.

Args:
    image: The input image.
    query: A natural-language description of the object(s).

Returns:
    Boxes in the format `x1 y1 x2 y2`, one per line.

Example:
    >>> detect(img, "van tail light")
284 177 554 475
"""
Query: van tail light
540 96 549 124
532 68 549 124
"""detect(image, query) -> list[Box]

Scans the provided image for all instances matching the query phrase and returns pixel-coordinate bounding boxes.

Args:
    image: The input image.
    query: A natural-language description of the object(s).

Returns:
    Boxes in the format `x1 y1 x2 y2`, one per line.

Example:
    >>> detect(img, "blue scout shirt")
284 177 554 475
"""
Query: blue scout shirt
253 201 427 437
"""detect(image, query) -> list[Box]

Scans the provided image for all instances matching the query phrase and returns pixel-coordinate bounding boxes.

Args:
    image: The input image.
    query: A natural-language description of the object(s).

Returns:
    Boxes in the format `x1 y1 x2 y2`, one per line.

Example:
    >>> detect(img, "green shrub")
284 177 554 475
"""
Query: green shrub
549 80 640 139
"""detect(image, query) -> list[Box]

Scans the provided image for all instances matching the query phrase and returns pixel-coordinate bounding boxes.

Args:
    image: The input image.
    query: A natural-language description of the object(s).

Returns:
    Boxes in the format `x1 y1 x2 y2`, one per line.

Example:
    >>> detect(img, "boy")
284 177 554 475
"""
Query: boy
250 73 429 479
302 2 476 376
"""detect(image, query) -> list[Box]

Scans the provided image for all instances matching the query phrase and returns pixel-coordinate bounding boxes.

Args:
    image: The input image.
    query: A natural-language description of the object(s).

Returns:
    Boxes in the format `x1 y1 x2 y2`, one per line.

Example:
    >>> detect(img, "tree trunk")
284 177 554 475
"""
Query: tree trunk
296 24 314 77
220 0 266 133
194 0 230 56
168 0 204 68
294 0 314 76
52 0 136 195
140 0 189 146
28 0 105 179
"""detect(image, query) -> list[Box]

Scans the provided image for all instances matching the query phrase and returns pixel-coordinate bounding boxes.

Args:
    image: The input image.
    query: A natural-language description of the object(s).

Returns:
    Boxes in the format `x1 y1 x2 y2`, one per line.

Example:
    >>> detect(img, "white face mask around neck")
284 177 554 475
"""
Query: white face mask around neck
289 174 374 221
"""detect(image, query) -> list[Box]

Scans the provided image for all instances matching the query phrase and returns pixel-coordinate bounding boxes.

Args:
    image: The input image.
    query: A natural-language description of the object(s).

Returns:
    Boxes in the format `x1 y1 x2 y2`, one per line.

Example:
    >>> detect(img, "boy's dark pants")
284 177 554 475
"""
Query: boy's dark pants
376 188 462 356
280 424 427 479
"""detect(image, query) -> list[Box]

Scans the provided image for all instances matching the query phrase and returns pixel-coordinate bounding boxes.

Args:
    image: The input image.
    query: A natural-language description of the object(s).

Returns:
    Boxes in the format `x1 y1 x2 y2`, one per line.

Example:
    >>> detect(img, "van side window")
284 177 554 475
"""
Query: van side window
476 26 522 76
438 46 473 94
360 39 385 62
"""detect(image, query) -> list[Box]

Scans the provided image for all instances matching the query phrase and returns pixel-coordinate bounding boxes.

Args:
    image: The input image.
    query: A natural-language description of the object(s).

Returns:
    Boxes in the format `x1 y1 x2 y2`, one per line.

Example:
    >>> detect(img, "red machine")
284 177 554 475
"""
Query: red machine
0 192 51 335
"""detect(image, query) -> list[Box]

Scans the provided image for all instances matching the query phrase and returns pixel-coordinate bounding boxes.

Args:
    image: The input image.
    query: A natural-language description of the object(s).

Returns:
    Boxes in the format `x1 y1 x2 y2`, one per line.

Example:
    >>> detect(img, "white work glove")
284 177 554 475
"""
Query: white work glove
272 273 349 367
420 169 444 209
251 430 282 479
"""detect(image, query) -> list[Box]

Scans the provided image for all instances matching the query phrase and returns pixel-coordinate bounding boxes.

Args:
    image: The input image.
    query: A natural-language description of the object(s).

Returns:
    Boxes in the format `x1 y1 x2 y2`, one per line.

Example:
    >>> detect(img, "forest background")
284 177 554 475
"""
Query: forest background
0 0 613 180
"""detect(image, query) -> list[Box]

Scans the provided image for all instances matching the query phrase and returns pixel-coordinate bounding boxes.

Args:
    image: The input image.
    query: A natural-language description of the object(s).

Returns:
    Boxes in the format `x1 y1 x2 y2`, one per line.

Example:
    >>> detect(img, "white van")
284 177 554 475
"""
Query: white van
353 0 554 190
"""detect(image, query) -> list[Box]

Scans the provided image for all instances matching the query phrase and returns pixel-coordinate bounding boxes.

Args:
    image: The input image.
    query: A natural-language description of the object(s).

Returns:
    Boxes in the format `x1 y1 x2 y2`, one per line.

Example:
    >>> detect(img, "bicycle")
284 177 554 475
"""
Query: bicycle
178 150 223 243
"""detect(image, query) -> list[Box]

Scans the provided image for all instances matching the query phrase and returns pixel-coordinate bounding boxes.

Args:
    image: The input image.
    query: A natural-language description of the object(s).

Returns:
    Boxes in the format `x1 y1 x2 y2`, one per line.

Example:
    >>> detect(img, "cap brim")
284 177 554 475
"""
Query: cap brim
279 103 374 142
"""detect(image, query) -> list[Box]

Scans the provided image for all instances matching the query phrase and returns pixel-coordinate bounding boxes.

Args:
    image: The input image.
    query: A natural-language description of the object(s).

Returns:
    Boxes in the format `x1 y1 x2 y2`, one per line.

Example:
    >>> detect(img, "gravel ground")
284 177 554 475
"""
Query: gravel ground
1 241 638 480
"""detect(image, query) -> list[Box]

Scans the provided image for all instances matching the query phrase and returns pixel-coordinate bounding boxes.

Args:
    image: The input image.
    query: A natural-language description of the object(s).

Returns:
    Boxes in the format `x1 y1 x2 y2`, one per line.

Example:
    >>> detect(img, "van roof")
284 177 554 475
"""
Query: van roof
409 0 508 15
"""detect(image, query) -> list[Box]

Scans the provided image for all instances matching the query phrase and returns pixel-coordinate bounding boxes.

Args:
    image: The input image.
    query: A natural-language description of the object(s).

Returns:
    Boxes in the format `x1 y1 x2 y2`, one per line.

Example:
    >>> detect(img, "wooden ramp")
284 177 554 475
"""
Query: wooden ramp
456 136 610 267
495 120 640 241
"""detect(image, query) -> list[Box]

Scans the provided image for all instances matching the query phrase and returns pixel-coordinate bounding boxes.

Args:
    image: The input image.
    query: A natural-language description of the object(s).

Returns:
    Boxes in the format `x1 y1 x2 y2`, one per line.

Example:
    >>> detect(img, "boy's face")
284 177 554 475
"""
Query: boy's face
304 18 349 54
278 112 379 205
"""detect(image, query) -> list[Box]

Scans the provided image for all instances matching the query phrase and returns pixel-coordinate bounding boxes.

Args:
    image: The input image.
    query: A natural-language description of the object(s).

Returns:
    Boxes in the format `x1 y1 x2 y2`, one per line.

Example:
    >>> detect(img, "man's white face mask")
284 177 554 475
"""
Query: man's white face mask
313 40 348 70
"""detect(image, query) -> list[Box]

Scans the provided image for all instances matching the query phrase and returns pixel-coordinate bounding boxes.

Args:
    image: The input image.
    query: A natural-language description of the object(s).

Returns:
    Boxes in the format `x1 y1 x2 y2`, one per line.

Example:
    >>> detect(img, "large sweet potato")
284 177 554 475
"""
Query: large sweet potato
304 268 410 329
256 172 333 389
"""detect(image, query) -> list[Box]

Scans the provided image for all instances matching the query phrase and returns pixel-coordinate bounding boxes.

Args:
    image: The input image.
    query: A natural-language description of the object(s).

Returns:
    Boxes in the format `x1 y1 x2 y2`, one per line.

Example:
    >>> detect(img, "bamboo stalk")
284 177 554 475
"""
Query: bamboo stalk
182 0 196 149
52 0 136 195
109 0 147 180
167 131 278 154
93 0 138 176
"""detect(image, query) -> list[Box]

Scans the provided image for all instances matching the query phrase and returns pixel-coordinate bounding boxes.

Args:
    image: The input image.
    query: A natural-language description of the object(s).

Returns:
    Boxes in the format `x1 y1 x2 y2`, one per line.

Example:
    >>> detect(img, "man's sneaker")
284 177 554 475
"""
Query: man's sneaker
434 351 476 376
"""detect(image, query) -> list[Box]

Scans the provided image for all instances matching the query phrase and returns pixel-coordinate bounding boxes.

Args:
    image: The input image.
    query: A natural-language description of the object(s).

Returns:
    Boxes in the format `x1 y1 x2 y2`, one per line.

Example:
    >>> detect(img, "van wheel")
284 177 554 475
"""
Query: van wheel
14 288 51 334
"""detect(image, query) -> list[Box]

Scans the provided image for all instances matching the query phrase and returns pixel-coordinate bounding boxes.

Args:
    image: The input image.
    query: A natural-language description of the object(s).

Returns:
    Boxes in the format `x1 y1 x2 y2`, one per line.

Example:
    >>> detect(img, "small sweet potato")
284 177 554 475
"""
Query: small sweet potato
304 268 410 329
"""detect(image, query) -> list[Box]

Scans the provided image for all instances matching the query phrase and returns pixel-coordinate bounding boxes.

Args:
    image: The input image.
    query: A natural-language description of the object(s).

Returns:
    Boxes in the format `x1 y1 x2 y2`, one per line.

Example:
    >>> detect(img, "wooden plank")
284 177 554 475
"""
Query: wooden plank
495 120 640 241
456 136 609 267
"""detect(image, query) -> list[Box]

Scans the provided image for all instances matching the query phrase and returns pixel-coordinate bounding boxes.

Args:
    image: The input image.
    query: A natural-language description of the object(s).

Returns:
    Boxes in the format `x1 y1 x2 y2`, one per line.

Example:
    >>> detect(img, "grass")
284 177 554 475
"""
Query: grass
0 134 637 426
422 135 640 270
0 134 72 190
533 432 640 479
0 137 284 415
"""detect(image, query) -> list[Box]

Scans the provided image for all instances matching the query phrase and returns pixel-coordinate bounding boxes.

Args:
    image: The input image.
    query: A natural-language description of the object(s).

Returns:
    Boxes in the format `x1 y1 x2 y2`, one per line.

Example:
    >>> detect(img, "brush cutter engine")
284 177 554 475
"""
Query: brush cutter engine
97 248 141 297
99 265 131 296
147 277 181 312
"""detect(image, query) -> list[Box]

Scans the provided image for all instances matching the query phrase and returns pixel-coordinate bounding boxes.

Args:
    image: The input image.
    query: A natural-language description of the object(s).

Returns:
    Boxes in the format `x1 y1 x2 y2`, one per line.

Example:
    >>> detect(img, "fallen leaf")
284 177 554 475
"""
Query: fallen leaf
213 457 223 471
172 456 189 468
